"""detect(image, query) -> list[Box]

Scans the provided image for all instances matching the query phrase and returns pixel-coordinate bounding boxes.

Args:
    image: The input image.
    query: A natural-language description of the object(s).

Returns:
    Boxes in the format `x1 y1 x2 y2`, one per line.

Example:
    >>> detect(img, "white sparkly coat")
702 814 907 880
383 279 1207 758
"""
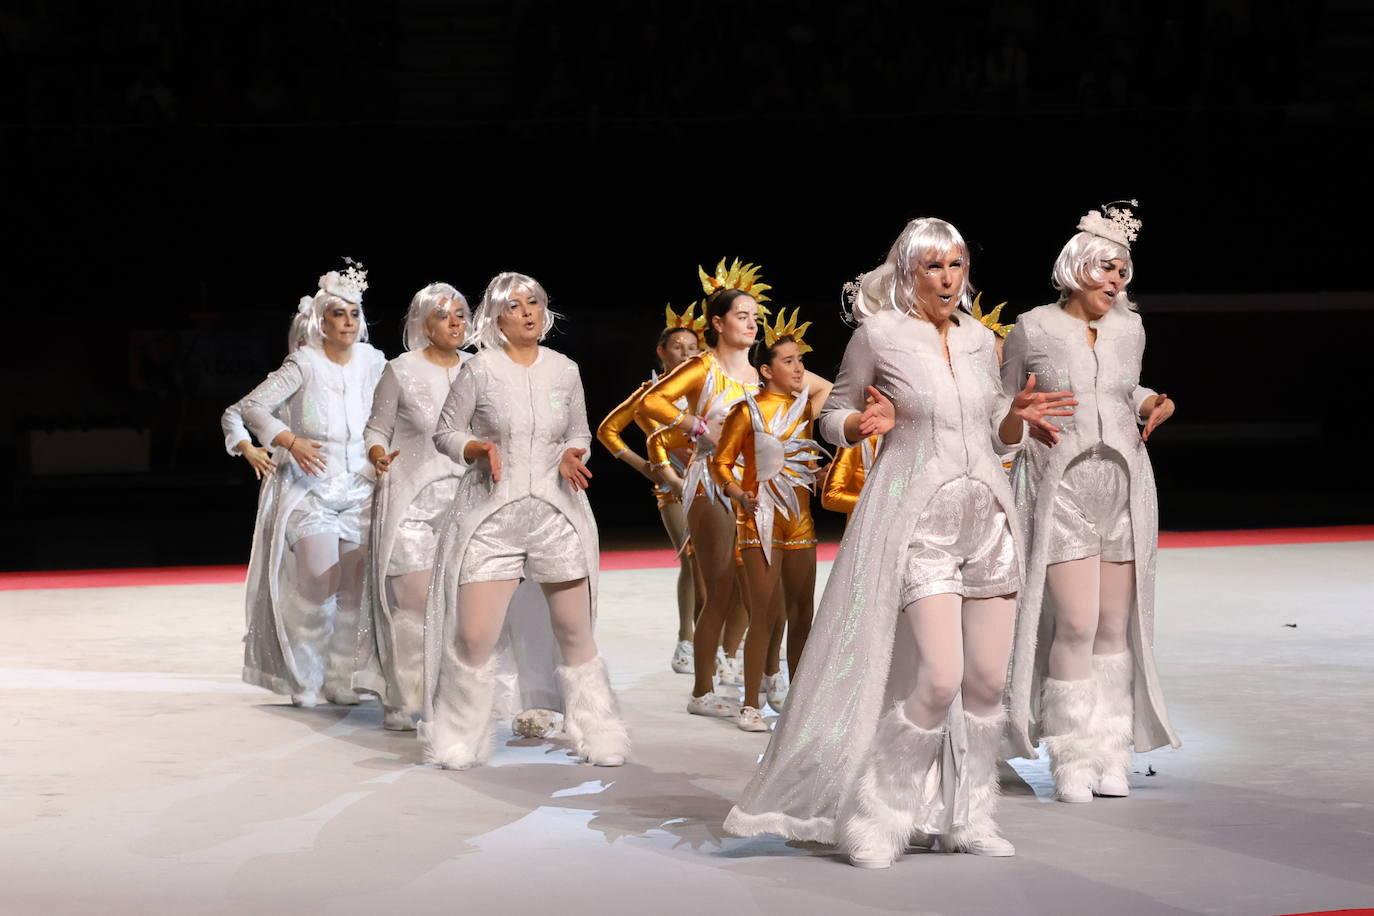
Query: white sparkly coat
352 350 467 711
422 346 599 718
1001 302 1181 756
235 342 387 695
725 307 1023 843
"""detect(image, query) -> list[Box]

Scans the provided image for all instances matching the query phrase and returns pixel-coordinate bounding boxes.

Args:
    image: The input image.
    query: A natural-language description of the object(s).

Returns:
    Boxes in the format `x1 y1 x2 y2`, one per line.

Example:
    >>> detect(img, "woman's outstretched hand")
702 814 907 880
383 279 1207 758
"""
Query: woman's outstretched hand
1009 374 1077 446
1142 393 1175 442
858 386 895 437
560 447 593 491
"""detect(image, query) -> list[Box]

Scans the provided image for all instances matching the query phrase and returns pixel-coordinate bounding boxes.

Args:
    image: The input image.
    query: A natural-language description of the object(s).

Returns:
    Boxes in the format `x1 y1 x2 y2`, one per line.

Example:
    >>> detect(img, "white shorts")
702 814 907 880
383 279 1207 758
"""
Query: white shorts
287 473 373 546
901 476 1018 606
387 476 460 577
459 497 588 585
1048 446 1134 565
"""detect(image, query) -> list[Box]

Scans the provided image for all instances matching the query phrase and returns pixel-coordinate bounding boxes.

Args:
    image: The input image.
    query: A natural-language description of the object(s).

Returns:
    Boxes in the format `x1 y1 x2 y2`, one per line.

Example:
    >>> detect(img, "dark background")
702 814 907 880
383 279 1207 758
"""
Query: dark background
3 0 1371 571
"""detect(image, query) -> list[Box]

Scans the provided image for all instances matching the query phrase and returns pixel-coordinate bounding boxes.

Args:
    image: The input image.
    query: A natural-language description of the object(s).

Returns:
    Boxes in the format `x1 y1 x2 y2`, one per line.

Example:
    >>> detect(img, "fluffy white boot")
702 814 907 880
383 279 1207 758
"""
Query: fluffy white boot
556 657 630 767
1041 676 1098 803
943 710 1015 857
837 702 946 869
323 596 362 705
1090 652 1134 797
421 656 497 770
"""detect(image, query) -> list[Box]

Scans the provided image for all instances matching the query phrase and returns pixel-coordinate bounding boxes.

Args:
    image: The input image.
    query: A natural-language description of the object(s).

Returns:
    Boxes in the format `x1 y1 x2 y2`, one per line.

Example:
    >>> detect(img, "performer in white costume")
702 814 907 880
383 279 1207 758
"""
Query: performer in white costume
1002 202 1180 803
236 260 388 707
351 283 471 731
724 219 1073 868
421 272 630 769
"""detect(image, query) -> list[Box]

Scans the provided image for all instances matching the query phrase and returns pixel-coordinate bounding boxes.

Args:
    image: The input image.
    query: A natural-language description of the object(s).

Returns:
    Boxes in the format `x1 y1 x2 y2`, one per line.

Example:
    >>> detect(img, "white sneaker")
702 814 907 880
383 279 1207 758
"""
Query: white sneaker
383 707 416 731
764 670 789 711
323 686 362 706
737 706 770 732
671 640 695 674
687 692 738 718
847 845 896 869
1094 772 1130 797
950 835 1016 857
291 691 321 708
718 651 744 687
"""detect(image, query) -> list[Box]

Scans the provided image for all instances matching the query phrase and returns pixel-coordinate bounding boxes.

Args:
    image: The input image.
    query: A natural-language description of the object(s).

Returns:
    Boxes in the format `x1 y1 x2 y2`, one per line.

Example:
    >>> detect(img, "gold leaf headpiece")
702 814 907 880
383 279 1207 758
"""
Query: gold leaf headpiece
698 257 772 315
663 301 708 346
971 292 1013 338
762 306 813 356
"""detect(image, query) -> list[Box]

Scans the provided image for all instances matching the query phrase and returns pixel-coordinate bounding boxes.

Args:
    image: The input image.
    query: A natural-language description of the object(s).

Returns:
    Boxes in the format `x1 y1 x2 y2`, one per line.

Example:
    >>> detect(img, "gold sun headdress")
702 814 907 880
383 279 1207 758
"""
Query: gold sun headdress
663 301 708 346
762 306 813 356
971 292 1014 338
699 257 772 316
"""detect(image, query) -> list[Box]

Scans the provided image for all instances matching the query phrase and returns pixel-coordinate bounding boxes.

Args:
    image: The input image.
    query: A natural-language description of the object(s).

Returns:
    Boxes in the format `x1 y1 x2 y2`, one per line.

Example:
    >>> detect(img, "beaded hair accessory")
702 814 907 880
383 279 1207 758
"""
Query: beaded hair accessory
663 301 708 345
762 306 813 356
1076 200 1142 249
970 292 1013 338
699 257 772 315
319 256 369 305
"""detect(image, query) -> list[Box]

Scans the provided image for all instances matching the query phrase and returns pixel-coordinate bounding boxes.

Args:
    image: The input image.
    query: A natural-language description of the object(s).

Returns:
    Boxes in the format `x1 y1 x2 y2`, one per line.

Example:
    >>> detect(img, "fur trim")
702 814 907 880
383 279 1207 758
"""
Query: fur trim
556 656 631 765
1090 652 1135 781
723 807 835 843
422 656 497 770
945 709 1007 850
836 702 946 866
1041 677 1098 790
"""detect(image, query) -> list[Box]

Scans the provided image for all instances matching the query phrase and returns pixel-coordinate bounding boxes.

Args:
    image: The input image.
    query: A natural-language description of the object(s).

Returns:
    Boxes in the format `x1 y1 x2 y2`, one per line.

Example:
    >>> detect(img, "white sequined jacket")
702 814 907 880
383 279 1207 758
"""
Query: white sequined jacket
1001 302 1180 757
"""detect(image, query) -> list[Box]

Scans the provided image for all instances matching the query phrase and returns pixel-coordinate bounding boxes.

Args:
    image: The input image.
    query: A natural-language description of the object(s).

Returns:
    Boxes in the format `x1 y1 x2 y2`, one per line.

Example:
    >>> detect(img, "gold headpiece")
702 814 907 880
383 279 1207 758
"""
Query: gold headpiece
762 306 813 356
698 257 772 315
971 292 1013 338
663 301 707 345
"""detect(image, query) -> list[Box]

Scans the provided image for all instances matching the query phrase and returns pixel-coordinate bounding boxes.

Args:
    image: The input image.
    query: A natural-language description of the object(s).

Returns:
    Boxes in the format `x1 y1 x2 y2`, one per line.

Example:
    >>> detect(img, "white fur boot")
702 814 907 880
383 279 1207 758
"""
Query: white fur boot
1041 676 1098 803
837 702 945 869
323 596 362 706
421 656 497 770
943 710 1015 857
556 656 631 767
1090 652 1134 797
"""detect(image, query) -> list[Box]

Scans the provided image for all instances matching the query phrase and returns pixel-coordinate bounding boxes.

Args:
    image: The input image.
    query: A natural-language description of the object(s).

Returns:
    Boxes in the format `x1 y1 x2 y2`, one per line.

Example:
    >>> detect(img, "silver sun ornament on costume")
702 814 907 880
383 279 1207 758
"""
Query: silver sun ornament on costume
679 366 746 518
745 386 830 565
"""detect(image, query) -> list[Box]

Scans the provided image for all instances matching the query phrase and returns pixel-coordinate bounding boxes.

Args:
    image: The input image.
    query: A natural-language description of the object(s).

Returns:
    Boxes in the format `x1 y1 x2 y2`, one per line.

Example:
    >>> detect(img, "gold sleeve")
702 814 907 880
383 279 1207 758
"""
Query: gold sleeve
820 442 866 514
637 354 707 429
711 400 751 491
596 381 649 457
646 427 675 469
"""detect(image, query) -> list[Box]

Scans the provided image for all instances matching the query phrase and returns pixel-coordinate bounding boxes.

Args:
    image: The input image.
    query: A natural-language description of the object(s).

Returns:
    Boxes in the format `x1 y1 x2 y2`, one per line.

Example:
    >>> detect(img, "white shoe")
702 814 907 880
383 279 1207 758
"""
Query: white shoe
948 835 1016 857
291 691 321 708
737 706 770 732
1095 772 1130 797
718 651 744 687
671 640 695 674
764 670 789 711
383 707 416 731
687 692 738 718
324 685 362 706
1055 783 1093 804
847 851 895 869
908 831 936 850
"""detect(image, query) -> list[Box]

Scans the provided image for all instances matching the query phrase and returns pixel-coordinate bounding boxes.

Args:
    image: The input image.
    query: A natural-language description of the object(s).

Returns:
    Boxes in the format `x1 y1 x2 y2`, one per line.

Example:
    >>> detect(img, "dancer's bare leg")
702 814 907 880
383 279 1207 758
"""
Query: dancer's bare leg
739 548 783 710
722 571 750 657
687 498 738 697
780 547 816 679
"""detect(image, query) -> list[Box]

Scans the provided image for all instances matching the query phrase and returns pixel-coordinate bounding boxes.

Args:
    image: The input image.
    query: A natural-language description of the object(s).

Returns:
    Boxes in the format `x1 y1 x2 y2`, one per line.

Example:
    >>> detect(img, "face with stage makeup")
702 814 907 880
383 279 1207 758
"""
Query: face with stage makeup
426 296 470 350
495 287 545 348
320 297 362 348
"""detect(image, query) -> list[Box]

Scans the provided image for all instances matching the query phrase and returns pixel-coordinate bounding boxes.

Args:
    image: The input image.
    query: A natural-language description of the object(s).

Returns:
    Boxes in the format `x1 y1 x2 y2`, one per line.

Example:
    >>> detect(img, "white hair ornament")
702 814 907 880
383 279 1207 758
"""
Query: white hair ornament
1076 200 1142 249
318 256 369 305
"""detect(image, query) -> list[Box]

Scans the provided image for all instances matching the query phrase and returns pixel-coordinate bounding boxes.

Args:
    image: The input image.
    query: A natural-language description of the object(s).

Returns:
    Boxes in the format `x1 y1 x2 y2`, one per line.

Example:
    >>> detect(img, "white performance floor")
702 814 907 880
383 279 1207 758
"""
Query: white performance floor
2 539 1372 916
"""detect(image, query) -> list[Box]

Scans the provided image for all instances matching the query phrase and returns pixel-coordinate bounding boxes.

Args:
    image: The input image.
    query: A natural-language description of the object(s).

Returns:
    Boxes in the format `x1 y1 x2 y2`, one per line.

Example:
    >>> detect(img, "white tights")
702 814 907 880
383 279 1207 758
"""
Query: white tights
1045 556 1135 682
287 533 366 692
902 592 1017 728
455 578 598 669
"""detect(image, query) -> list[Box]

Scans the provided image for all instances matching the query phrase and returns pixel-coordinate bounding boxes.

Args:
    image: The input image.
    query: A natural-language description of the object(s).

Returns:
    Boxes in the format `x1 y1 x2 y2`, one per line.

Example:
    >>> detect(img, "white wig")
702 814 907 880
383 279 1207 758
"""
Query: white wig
288 297 312 353
471 271 557 351
306 289 371 347
1051 231 1134 302
403 281 470 351
847 217 974 324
